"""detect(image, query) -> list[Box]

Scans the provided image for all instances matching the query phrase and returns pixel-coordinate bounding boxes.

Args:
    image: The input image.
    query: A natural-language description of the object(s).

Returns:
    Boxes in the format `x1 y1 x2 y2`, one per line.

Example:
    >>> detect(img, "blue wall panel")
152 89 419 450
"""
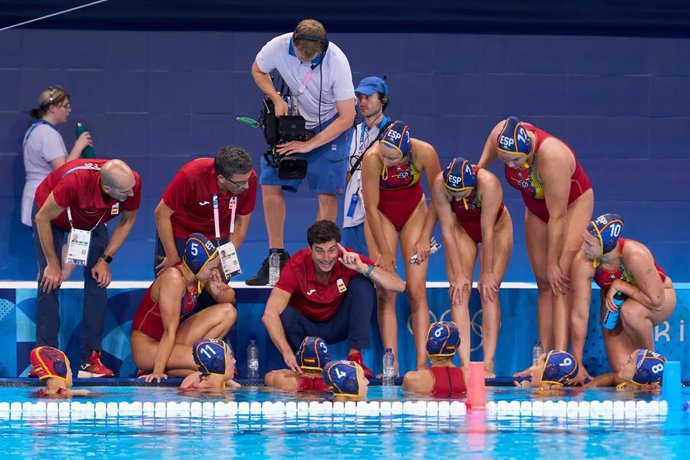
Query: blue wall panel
0 29 689 283
1 285 688 380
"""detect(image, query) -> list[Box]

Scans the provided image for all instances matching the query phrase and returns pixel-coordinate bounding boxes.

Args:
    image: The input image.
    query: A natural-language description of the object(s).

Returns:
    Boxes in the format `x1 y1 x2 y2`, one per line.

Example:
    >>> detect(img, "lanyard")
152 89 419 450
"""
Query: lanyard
294 67 316 97
66 206 106 232
23 120 56 147
212 194 238 241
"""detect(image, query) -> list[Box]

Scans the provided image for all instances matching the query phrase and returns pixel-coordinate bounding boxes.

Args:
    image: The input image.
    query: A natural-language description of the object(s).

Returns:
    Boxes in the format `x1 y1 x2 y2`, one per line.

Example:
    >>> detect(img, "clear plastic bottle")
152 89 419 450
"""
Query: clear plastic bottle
247 338 259 379
382 348 395 386
268 252 280 287
532 339 544 366
602 291 626 330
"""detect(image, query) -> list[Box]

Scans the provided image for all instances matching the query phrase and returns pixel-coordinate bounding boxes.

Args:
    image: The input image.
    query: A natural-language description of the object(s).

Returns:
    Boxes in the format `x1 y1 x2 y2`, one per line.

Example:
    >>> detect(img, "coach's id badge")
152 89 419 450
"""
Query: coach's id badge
218 241 242 281
336 278 347 294
66 228 92 266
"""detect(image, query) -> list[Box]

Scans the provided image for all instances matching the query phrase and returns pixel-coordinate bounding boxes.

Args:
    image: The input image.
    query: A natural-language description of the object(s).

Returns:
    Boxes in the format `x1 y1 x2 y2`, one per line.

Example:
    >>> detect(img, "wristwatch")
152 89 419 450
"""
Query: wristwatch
100 253 113 264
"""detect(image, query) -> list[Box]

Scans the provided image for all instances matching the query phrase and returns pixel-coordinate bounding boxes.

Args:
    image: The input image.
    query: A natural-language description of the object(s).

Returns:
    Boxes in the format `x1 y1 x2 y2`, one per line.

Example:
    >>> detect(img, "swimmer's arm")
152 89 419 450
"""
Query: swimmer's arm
570 251 595 368
152 275 185 376
264 370 300 392
360 147 391 260
416 140 442 243
476 120 503 169
540 148 570 271
205 267 236 305
583 373 617 388
617 246 665 311
477 170 503 281
180 371 202 389
66 389 91 396
431 176 463 277
402 370 433 394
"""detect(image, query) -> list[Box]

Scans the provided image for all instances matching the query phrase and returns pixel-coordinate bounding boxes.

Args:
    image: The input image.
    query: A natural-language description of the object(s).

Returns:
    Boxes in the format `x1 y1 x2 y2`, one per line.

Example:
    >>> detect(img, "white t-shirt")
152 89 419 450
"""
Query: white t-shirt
343 116 391 228
255 33 355 129
21 122 67 226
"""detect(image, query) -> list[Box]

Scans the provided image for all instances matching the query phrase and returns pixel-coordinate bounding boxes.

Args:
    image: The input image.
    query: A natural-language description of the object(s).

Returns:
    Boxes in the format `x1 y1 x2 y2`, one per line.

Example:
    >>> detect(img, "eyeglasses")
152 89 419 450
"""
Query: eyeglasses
56 103 72 110
224 177 249 188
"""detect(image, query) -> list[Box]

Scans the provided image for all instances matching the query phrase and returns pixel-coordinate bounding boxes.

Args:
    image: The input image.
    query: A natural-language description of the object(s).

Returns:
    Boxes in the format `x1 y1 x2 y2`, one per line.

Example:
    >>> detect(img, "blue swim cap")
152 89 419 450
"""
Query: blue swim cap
631 349 665 385
323 360 364 398
540 350 578 386
297 336 331 372
380 120 411 156
443 157 476 192
193 338 230 376
183 233 218 275
587 213 624 255
426 321 460 357
497 116 532 156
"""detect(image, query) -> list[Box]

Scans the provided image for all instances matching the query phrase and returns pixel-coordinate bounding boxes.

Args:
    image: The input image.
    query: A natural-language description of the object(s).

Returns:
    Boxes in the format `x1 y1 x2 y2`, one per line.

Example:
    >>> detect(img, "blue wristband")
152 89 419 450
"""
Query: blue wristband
364 265 374 277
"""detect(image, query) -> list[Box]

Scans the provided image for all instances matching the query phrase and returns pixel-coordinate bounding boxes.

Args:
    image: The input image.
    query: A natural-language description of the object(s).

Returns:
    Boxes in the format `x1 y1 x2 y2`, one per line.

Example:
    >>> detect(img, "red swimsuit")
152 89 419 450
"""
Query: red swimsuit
377 156 423 231
298 376 330 392
428 367 467 397
132 265 200 341
593 239 667 294
450 167 505 243
504 123 591 223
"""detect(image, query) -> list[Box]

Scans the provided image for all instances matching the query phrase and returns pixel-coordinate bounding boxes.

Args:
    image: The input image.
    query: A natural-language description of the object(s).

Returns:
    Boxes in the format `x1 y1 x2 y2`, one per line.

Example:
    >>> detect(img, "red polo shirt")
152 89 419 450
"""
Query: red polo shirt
275 248 374 322
162 158 258 239
34 159 142 231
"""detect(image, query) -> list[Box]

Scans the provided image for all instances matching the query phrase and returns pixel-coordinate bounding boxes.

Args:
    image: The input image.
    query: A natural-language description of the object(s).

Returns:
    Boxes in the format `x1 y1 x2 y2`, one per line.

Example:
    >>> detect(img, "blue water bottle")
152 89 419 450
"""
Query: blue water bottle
602 291 626 330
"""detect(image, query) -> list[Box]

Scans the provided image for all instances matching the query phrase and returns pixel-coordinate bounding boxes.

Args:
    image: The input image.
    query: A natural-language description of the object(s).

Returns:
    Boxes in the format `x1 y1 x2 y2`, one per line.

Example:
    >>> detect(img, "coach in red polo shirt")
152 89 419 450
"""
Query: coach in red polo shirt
153 145 256 275
33 158 141 378
262 220 405 378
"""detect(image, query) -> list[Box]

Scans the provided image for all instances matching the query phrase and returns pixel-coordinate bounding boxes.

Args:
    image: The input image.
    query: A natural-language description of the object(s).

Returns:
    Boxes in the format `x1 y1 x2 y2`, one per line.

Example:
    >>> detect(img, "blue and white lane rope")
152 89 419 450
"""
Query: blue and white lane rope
0 400 676 419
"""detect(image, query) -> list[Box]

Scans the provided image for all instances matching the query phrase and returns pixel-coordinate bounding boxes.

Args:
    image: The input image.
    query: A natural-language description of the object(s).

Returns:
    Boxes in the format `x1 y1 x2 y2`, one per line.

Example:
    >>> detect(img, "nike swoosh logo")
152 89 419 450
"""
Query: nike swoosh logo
306 289 316 295
198 201 210 206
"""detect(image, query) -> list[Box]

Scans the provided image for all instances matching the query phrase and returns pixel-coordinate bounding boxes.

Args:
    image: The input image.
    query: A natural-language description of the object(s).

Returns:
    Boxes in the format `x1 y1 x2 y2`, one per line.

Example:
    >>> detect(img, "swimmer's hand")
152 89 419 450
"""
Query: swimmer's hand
140 372 168 383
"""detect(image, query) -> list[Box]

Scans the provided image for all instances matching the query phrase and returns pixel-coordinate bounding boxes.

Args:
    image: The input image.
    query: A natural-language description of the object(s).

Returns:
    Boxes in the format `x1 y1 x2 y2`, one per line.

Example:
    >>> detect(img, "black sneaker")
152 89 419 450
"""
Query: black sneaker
245 251 290 286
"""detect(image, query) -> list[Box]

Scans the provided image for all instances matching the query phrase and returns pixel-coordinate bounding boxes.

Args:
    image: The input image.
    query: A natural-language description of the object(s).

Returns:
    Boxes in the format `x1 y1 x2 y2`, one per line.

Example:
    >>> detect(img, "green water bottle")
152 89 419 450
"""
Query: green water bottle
75 122 95 158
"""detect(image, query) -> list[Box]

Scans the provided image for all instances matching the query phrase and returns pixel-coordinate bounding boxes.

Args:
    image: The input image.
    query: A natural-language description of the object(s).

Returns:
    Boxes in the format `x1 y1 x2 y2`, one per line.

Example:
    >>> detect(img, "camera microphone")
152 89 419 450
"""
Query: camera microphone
235 116 261 128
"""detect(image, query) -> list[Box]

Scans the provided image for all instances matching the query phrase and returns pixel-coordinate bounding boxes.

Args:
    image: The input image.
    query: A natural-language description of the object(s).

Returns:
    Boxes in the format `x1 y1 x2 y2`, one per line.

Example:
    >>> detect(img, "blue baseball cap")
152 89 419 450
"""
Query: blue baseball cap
355 76 388 97
183 233 218 275
540 350 578 386
631 349 665 385
497 116 532 156
443 157 477 192
587 213 624 255
380 120 411 156
426 321 461 357
323 360 365 398
193 338 231 376
297 336 331 372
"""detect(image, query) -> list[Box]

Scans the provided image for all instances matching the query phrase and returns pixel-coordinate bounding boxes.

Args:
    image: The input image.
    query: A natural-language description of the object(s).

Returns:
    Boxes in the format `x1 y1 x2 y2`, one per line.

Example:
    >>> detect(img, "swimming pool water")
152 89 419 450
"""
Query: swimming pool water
1 387 687 459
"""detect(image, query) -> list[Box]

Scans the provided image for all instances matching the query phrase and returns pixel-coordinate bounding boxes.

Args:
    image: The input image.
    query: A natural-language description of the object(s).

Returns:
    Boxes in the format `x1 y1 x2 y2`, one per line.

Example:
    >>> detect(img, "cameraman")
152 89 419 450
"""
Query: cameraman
247 19 356 286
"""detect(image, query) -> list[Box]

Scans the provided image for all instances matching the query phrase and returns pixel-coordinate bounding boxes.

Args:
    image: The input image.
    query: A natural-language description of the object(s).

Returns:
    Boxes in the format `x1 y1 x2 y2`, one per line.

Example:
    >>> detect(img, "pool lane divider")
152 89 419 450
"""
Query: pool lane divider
0 399 676 419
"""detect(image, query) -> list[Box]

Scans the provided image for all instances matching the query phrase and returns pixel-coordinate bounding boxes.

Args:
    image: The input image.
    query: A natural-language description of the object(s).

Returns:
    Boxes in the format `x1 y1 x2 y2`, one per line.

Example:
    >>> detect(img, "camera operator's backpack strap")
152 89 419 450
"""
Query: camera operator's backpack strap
348 119 393 177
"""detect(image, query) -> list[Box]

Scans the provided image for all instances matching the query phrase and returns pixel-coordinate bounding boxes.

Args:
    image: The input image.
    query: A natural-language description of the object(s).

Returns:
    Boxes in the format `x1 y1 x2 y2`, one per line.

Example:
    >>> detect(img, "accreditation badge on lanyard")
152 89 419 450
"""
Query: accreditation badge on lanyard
65 207 104 266
214 194 242 280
